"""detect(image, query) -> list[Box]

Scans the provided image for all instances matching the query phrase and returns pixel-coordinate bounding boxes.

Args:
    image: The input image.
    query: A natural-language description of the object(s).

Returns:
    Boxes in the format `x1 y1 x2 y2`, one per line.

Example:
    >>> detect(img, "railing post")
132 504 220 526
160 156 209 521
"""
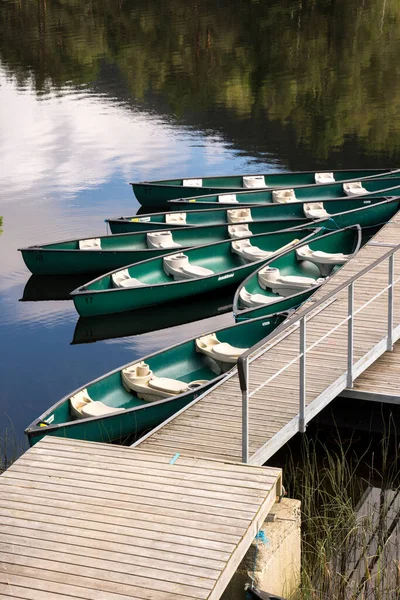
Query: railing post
299 316 306 433
347 282 354 388
388 253 395 351
241 357 249 463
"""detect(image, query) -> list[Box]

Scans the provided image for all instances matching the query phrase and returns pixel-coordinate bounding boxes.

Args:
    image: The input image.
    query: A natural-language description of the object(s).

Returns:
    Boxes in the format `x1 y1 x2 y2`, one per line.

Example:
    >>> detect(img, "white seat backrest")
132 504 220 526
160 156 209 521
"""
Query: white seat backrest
182 178 202 187
231 238 252 254
218 194 238 204
303 202 329 218
228 224 252 239
258 266 281 284
227 208 253 223
146 231 175 249
165 212 187 224
111 268 131 286
163 253 189 274
272 189 296 203
243 175 267 188
79 238 101 250
315 172 335 184
343 182 368 196
195 333 218 351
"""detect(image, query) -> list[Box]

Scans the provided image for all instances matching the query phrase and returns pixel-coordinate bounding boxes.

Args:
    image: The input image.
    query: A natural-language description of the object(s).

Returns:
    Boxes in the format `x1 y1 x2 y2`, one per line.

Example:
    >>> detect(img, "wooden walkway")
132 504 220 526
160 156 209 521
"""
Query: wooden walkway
136 218 400 464
342 338 400 404
0 436 282 600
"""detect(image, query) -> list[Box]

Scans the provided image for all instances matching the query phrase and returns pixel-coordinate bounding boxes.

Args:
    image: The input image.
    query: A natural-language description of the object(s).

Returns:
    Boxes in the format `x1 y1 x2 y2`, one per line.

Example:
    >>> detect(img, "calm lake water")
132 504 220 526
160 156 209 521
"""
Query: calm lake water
1 0 400 451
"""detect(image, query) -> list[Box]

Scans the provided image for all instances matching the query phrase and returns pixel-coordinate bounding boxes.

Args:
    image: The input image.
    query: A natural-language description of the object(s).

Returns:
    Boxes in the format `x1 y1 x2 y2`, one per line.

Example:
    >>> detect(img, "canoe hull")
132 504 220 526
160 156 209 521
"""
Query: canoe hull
26 383 213 447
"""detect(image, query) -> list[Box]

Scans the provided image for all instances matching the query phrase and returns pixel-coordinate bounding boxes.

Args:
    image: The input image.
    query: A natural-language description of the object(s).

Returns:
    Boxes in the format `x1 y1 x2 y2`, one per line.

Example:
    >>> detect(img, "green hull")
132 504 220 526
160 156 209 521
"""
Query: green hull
131 169 399 205
108 197 400 234
168 177 400 209
71 228 320 317
26 313 285 446
19 218 309 276
233 227 362 320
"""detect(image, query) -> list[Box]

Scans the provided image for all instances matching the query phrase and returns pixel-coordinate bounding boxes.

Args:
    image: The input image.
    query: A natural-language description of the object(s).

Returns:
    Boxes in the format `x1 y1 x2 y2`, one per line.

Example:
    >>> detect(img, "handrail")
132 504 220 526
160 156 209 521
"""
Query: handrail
238 241 400 463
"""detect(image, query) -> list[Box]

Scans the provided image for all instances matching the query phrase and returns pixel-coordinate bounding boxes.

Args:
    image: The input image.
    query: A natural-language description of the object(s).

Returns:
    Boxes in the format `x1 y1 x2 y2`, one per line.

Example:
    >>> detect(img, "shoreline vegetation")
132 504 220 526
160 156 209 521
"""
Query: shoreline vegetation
281 420 400 600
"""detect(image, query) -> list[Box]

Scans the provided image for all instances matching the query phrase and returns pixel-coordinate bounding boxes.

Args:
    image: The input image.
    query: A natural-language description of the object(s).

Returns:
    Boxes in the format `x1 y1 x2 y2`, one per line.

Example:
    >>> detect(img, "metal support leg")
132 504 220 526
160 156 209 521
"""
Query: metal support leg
347 282 354 388
388 254 394 351
299 317 306 433
242 358 249 463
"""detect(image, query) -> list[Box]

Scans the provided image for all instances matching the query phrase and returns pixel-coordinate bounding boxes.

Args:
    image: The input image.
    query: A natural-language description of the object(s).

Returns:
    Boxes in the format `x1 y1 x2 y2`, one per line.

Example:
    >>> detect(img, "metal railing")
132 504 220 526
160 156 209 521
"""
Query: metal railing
237 244 400 464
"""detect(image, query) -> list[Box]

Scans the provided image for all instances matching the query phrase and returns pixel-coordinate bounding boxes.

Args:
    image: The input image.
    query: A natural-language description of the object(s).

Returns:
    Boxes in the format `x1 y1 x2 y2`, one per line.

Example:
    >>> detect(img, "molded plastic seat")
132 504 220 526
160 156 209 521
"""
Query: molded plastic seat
343 182 368 196
239 287 282 308
183 178 202 187
81 402 124 418
79 238 101 250
227 208 253 223
111 269 146 289
272 189 297 203
228 224 253 238
148 377 188 394
231 239 272 263
296 245 350 275
163 253 214 280
165 213 187 225
258 266 324 296
146 231 181 249
243 175 267 188
196 333 247 365
69 389 124 419
303 202 329 219
218 194 238 204
315 172 335 184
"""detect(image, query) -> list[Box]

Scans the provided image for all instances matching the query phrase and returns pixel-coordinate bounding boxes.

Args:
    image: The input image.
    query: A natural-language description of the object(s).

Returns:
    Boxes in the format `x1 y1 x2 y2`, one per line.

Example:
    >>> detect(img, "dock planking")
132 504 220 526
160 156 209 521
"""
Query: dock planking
135 218 400 464
0 436 281 600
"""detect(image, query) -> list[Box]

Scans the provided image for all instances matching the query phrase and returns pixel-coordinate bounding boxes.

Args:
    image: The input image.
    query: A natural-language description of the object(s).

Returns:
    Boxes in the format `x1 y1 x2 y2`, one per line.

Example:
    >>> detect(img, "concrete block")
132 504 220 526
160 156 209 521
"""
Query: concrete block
222 498 301 600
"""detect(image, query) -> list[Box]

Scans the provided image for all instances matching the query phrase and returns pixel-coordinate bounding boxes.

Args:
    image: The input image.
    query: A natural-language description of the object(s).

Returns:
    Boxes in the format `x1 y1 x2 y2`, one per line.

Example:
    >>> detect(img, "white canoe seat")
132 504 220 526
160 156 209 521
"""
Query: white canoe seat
231 239 272 263
315 172 335 184
239 287 283 308
111 269 146 289
183 178 202 187
121 361 206 401
227 208 253 223
243 175 267 188
258 266 324 297
303 202 330 219
165 212 187 225
146 231 181 249
196 333 248 365
218 194 238 204
272 189 297 203
163 253 214 280
343 182 368 196
296 245 350 276
79 238 101 250
228 224 253 238
70 389 124 419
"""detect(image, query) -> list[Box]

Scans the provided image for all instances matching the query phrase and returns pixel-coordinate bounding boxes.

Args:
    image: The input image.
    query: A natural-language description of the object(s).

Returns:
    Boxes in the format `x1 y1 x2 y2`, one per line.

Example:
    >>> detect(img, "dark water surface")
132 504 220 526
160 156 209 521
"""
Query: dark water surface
1 0 400 446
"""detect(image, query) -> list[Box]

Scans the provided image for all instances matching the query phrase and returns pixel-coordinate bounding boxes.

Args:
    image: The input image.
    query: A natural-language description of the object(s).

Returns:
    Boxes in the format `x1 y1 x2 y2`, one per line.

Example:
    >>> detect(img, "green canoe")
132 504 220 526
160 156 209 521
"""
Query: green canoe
19 218 311 276
25 312 286 446
71 227 320 317
72 285 237 344
233 226 362 321
107 196 400 234
168 177 400 209
130 168 399 205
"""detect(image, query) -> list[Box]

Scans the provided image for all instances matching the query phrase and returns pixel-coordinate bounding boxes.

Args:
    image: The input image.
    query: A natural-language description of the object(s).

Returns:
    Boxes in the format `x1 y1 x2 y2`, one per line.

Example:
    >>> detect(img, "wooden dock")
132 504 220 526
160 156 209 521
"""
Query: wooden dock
135 218 400 464
0 436 282 600
342 338 400 405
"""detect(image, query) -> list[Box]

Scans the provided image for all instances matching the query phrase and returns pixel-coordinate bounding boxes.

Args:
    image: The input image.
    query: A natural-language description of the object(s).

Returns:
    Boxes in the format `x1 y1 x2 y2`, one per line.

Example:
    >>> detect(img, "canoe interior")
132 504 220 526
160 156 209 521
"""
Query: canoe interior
27 313 285 444
234 227 361 320
82 227 319 292
168 177 400 208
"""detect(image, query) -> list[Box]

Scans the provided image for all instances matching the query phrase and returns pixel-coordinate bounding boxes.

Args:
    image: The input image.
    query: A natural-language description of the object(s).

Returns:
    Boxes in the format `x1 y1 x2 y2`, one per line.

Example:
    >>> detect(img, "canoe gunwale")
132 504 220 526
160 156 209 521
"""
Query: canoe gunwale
24 312 285 439
70 227 322 297
131 168 400 188
233 225 363 318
